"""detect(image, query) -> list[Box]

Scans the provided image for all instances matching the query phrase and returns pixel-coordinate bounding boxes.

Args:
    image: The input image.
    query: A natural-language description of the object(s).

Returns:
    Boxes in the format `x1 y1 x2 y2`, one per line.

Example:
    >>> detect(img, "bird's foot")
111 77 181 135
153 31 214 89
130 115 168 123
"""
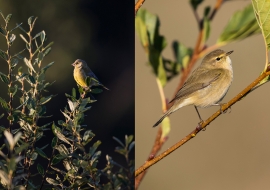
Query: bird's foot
196 119 205 131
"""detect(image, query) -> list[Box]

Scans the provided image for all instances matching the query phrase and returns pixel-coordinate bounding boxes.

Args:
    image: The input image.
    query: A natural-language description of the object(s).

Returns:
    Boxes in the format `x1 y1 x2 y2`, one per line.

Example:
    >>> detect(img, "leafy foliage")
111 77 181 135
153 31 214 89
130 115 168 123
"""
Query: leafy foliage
0 11 134 189
135 9 192 87
252 0 270 50
218 4 260 45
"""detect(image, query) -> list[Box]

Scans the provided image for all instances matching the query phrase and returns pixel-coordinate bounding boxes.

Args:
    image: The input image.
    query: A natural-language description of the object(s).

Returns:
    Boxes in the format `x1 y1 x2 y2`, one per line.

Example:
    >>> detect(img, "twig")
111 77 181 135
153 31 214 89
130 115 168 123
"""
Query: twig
209 0 224 20
135 70 270 177
135 128 167 189
135 0 146 16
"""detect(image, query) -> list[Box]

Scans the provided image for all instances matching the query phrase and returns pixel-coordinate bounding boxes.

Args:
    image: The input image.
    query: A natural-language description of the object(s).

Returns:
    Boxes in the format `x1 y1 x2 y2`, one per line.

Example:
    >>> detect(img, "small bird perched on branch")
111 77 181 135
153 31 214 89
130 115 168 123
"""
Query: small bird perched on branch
72 59 109 91
153 49 234 127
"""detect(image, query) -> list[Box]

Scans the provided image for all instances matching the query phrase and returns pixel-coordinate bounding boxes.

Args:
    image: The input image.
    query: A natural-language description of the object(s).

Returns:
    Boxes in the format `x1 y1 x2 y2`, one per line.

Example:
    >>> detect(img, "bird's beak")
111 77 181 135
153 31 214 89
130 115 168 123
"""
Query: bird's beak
226 50 234 56
72 62 75 66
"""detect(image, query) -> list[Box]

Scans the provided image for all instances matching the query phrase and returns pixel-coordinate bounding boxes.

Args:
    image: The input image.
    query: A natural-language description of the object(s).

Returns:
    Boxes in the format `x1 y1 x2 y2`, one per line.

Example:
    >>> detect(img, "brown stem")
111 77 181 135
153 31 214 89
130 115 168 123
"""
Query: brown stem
209 0 224 20
135 70 270 177
135 128 167 189
135 0 146 16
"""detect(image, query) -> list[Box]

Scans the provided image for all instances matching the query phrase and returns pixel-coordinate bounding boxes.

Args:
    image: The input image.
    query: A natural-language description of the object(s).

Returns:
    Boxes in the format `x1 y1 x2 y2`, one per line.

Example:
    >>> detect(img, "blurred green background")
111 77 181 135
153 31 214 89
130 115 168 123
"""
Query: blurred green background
0 0 134 171
136 0 270 189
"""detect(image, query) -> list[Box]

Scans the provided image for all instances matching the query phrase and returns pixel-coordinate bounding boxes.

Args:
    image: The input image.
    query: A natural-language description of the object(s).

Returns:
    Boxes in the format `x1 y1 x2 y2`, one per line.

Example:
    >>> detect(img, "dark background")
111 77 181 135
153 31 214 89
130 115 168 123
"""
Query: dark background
0 0 134 180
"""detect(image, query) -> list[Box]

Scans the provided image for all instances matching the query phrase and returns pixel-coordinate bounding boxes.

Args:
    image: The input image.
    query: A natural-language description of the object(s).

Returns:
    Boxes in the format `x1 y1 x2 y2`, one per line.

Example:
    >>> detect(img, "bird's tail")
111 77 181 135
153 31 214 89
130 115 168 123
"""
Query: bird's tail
153 110 171 127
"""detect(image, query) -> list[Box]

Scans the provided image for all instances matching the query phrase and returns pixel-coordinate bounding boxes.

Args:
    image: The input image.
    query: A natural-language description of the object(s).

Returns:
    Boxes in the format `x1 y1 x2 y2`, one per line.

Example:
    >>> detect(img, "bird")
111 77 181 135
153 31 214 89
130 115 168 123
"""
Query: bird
72 59 109 91
153 49 234 127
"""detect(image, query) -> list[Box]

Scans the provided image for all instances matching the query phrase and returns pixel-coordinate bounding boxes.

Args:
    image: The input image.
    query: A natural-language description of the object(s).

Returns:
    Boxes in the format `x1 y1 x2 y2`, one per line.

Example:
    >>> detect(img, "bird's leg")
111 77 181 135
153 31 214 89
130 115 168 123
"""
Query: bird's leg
194 106 205 130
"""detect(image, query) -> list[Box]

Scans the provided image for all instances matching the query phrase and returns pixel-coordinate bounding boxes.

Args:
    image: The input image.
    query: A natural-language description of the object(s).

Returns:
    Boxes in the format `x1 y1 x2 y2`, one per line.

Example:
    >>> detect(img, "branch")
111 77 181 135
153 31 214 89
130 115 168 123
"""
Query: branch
209 0 224 20
135 70 270 177
135 128 167 189
135 0 146 16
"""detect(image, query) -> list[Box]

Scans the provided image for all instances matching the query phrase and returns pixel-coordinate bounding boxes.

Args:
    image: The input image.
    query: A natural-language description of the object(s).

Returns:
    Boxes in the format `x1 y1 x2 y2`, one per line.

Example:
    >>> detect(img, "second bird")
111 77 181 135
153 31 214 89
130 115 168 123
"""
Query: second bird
153 49 234 127
72 59 109 91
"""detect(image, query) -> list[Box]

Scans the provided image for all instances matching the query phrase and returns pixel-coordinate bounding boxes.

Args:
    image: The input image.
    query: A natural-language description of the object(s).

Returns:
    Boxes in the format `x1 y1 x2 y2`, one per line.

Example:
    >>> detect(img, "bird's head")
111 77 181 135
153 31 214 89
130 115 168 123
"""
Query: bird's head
72 59 87 69
201 49 233 70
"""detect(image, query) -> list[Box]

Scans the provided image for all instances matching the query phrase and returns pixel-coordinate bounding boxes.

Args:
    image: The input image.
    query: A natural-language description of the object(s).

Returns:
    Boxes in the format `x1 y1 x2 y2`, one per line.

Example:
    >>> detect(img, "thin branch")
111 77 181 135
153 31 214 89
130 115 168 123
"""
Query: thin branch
209 0 224 20
192 8 201 29
135 127 167 189
156 78 167 112
135 0 146 16
135 70 270 177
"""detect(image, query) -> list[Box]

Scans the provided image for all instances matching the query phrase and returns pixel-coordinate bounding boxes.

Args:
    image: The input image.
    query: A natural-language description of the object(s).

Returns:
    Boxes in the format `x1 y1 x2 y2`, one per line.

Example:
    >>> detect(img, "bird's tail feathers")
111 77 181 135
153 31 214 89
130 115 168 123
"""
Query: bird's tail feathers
153 110 171 127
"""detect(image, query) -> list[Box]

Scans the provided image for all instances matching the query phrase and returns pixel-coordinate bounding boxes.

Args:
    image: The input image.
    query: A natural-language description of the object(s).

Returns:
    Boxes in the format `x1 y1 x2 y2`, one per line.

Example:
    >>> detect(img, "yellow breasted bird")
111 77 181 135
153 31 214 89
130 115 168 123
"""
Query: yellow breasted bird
72 59 109 91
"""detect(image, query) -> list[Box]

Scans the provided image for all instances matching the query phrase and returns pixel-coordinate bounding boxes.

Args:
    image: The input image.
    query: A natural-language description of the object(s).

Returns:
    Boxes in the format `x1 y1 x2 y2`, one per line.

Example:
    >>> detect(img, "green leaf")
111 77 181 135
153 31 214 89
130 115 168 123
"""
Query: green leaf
218 4 260 45
35 147 48 159
252 0 270 50
136 9 167 86
125 135 133 146
46 178 60 186
43 47 51 57
0 72 9 84
11 58 19 68
5 14 12 24
27 74 36 84
10 22 23 33
17 23 27 34
14 142 29 154
16 73 27 81
9 34 16 43
0 97 9 110
0 49 8 61
19 34 28 44
172 41 193 72
28 16 34 26
72 88 76 98
51 137 57 148
161 117 171 138
7 115 14 121
37 163 44 175
90 88 103 94
41 62 54 73
190 0 204 10
40 30 46 44
0 113 4 119
38 52 44 62
89 140 101 156
39 95 53 105
23 58 36 73
0 25 6 36
113 136 125 148
31 152 38 160
55 144 69 156
129 141 135 152
51 154 66 165
202 18 210 42
9 85 18 97
83 130 95 141
43 41 54 51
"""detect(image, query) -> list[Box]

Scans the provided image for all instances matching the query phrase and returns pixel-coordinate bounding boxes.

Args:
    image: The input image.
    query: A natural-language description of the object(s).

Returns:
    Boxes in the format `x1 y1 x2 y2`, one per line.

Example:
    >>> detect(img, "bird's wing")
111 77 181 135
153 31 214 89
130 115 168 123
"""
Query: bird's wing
169 68 223 103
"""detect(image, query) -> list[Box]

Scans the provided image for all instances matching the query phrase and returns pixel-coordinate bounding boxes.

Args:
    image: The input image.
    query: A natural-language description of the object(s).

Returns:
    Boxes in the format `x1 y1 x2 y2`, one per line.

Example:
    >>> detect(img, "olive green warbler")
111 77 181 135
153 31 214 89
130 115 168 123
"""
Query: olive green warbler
153 49 233 127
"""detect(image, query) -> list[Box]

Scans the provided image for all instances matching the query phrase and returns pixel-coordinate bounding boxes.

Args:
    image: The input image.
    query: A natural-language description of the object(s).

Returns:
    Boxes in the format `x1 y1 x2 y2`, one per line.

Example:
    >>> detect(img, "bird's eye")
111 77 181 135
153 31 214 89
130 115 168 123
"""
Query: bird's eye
216 57 221 61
